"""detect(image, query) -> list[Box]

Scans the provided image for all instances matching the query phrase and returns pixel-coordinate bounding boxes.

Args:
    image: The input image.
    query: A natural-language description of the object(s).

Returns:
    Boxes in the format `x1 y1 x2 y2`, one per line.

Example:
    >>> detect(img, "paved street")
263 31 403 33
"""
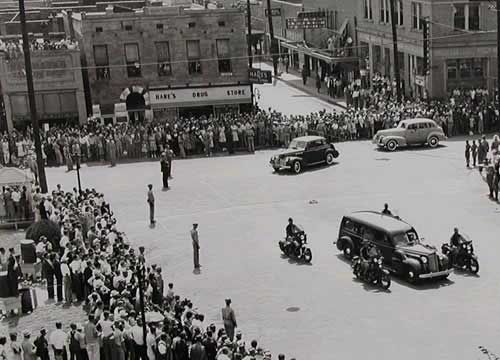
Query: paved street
254 62 346 115
33 138 500 360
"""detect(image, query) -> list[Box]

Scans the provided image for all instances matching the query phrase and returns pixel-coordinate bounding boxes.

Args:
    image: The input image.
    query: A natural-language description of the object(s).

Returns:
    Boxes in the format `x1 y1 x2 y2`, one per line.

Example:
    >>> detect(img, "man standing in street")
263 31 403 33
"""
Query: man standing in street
221 299 237 341
49 322 67 360
166 145 174 178
84 314 100 360
160 153 169 189
191 224 200 269
147 184 156 226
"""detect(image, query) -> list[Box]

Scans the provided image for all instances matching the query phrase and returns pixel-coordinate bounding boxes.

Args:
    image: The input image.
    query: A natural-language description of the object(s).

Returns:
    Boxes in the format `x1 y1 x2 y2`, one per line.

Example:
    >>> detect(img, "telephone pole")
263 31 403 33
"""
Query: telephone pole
497 0 500 101
389 0 402 102
19 0 48 193
247 0 255 112
266 0 278 76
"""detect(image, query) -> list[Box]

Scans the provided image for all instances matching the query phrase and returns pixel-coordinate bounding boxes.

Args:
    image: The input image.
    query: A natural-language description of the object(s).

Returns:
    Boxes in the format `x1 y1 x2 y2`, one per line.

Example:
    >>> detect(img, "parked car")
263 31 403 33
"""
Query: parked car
336 211 452 282
372 118 447 151
270 136 339 174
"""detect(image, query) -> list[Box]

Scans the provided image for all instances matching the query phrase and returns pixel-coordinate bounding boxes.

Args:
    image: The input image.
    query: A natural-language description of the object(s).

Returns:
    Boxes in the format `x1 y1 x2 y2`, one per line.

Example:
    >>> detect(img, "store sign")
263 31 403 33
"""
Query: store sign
415 75 425 86
149 85 252 105
265 8 281 16
286 17 326 29
248 68 272 84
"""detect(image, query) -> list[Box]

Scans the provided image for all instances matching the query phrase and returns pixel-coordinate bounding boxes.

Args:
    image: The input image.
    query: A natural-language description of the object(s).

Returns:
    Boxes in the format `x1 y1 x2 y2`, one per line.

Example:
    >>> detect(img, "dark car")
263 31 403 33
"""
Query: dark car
270 136 339 174
336 211 452 282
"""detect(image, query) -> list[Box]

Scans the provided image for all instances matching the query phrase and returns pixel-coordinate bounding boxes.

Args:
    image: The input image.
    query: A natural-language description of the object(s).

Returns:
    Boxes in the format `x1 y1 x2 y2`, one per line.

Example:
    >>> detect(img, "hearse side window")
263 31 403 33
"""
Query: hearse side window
408 123 418 130
418 123 427 129
342 219 359 234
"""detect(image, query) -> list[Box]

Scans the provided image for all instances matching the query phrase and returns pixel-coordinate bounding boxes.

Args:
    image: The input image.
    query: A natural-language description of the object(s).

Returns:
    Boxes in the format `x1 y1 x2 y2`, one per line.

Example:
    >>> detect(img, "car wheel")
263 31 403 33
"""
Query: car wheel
343 243 353 260
292 160 302 174
325 152 335 165
386 140 398 152
379 273 391 290
302 248 312 263
428 136 439 148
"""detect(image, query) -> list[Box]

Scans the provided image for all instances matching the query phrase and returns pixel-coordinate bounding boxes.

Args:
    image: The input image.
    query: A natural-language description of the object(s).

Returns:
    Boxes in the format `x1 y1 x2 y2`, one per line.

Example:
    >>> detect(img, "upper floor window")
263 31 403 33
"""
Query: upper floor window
186 40 202 74
216 39 231 74
124 43 141 78
453 4 480 31
411 2 423 30
156 41 171 76
364 0 373 20
396 0 403 25
94 45 110 80
380 0 390 23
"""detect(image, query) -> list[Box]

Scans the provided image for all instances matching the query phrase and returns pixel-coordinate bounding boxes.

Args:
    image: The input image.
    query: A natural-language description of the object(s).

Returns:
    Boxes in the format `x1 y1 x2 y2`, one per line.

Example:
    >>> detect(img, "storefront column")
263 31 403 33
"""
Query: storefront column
3 94 13 132
76 90 87 125
368 44 374 90
404 53 410 96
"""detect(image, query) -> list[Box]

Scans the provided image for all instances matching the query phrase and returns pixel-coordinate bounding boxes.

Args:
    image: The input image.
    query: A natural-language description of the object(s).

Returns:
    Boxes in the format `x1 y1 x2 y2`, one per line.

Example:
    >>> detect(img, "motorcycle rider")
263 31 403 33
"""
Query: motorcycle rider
449 227 464 264
359 240 381 279
285 218 297 239
285 218 303 257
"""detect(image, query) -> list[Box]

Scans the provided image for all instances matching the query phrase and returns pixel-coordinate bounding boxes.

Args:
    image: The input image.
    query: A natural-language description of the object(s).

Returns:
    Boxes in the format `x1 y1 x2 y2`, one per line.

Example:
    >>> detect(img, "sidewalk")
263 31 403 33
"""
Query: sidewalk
256 62 348 110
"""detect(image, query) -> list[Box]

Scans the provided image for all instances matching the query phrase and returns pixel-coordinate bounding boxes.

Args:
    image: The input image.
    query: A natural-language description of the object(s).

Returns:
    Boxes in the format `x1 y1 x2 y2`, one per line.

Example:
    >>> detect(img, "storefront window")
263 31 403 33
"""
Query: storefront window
473 58 484 77
447 60 457 79
454 5 466 30
187 40 202 75
216 39 231 74
459 59 472 78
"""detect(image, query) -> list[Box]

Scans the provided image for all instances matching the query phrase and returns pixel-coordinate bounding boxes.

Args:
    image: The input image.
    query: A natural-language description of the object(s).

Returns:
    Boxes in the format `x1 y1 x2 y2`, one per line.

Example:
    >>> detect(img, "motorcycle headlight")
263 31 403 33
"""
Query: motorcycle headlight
462 244 467 249
300 234 305 240
420 256 428 264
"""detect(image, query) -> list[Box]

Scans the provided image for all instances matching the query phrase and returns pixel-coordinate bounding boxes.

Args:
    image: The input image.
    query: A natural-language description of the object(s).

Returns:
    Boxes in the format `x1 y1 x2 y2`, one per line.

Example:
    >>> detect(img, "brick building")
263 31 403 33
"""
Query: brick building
74 1 251 123
357 0 497 99
0 47 86 130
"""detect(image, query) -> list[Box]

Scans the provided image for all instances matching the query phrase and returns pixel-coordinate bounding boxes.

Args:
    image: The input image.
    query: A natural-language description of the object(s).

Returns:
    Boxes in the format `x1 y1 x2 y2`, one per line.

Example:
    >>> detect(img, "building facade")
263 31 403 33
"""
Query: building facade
0 47 86 130
357 0 497 98
75 2 251 123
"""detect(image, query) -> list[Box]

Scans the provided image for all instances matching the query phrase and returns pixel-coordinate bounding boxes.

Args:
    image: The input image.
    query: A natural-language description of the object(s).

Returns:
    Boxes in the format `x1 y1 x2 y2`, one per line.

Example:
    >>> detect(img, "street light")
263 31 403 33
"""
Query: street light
72 153 82 193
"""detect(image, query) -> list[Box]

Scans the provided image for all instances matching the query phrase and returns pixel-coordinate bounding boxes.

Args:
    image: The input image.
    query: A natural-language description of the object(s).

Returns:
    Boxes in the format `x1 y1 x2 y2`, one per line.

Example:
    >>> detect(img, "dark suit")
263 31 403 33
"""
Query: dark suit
189 343 207 360
53 260 63 302
42 259 55 299
160 159 169 188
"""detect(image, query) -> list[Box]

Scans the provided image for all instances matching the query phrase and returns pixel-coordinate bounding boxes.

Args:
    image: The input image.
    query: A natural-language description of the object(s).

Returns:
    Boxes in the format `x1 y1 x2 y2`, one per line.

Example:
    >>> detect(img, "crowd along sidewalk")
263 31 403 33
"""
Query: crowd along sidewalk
255 62 348 110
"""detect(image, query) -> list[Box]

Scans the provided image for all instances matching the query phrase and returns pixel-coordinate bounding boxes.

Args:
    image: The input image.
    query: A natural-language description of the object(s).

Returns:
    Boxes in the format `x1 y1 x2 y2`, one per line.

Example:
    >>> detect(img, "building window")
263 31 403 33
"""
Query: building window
188 22 196 28
396 0 403 25
94 45 110 80
447 60 457 79
156 23 164 33
124 43 141 78
216 39 231 74
364 0 373 20
95 27 103 33
454 4 480 30
186 40 202 74
218 20 226 27
448 58 485 81
124 24 133 31
380 0 390 23
156 41 171 76
411 2 423 30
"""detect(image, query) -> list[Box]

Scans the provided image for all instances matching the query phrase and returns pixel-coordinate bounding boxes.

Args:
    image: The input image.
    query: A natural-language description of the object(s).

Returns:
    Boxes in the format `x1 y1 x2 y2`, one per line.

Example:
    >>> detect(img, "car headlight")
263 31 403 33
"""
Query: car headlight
462 244 467 249
420 256 428 264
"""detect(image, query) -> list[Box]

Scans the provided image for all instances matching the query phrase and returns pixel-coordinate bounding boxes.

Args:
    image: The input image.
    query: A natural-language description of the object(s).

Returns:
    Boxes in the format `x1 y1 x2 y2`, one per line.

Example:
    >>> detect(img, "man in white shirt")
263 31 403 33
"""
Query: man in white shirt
49 322 67 360
97 311 113 360
131 319 147 360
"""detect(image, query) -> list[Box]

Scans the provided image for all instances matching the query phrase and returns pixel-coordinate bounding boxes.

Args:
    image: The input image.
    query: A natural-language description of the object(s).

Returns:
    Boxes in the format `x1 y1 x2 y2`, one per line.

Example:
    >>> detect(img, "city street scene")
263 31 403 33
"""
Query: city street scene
0 0 499 358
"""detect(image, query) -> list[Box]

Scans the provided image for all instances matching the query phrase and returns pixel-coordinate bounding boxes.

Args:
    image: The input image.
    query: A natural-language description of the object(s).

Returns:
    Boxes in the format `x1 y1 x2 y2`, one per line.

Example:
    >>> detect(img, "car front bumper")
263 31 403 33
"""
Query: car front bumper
418 269 453 279
270 159 290 170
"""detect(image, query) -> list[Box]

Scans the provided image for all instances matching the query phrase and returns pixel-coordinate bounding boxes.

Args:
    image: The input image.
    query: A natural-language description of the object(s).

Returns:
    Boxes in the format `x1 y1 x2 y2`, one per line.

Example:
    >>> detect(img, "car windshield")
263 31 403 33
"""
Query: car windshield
288 140 307 150
393 230 419 246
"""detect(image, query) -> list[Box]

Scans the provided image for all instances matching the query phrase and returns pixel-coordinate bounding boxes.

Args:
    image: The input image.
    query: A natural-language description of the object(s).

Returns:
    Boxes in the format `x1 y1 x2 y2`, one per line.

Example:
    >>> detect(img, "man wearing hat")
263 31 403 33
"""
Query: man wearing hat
191 224 200 269
221 299 237 341
160 153 169 189
147 184 156 225
22 331 37 360
35 329 50 360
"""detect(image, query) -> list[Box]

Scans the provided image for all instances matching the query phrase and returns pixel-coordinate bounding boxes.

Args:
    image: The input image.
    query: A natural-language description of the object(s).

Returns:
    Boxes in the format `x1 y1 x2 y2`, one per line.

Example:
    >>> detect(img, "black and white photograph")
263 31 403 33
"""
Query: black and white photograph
0 0 498 358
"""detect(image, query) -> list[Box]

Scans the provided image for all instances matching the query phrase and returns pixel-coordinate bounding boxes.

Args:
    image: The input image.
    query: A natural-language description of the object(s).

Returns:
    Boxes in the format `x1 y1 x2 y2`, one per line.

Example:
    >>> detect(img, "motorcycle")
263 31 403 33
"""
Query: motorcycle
278 226 313 263
441 234 479 274
352 255 391 290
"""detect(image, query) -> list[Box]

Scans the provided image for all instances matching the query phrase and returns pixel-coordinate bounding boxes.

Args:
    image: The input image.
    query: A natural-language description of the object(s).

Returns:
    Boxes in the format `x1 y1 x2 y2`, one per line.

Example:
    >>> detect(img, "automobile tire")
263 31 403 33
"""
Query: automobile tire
303 248 312 263
468 258 479 274
386 140 398 152
428 136 439 148
353 262 361 278
379 273 391 290
279 241 286 254
326 152 335 165
292 160 302 174
343 243 354 260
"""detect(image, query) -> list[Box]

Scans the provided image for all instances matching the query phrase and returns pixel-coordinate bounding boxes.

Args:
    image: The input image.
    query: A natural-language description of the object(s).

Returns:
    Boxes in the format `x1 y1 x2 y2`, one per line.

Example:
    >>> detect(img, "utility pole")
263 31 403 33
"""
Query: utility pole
246 0 255 112
136 264 147 347
19 0 48 193
266 0 277 76
389 0 402 102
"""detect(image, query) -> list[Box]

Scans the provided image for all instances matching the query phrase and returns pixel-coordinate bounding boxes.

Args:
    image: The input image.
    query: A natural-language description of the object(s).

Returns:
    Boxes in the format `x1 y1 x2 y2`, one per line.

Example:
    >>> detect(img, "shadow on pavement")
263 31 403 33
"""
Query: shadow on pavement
391 275 454 291
351 277 392 294
280 254 313 266
273 162 340 176
375 144 447 153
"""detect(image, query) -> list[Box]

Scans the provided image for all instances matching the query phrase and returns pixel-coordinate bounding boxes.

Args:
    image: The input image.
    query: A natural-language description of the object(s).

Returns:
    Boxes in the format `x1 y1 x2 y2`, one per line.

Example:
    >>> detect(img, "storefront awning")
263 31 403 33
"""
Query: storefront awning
298 45 358 64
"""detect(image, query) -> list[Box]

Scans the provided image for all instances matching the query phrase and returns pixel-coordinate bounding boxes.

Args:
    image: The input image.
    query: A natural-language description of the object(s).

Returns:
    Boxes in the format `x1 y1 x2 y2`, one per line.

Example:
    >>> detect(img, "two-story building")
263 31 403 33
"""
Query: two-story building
74 1 251 123
357 0 497 98
0 45 86 130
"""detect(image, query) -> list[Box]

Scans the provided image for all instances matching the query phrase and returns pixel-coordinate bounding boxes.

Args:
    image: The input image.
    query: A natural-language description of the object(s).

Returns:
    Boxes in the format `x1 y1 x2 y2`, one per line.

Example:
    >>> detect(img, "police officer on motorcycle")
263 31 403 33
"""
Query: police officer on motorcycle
285 218 303 256
286 218 297 239
360 240 381 278
449 227 463 263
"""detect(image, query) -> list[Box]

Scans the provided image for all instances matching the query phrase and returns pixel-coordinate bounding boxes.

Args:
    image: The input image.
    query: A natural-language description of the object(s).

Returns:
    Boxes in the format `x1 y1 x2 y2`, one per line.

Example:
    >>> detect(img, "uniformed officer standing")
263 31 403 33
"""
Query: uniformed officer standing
166 145 174 178
191 223 200 269
160 153 169 189
221 298 237 341
147 184 156 225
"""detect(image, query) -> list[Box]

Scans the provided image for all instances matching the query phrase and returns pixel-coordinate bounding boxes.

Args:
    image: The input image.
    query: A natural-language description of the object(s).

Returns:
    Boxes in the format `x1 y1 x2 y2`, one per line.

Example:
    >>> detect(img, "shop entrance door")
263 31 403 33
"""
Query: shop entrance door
126 92 145 124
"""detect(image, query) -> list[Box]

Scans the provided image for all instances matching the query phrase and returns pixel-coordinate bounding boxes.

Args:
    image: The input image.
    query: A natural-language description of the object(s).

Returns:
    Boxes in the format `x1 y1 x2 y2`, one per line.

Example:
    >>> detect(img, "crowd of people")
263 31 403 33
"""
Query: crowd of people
0 185 294 360
0 38 78 61
0 185 34 222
